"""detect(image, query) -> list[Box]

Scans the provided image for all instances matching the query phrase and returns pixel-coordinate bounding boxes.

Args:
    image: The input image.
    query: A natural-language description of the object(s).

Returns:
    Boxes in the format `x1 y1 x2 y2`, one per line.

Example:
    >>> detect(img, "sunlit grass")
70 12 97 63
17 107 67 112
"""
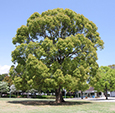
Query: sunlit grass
0 98 115 113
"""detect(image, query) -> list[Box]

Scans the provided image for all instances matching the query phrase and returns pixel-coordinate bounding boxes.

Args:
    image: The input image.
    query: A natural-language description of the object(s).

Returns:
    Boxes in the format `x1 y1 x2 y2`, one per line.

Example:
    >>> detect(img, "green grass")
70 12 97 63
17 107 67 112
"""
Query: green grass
0 98 115 113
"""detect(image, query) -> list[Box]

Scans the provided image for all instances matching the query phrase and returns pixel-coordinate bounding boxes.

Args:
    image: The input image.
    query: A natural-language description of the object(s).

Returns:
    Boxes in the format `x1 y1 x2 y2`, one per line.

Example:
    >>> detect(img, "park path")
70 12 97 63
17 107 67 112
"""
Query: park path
65 97 115 102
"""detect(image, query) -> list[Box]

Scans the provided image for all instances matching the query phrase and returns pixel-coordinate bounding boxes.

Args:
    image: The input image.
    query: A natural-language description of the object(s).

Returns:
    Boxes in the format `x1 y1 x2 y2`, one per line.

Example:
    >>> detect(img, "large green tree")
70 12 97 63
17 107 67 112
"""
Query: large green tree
10 8 104 103
90 66 115 100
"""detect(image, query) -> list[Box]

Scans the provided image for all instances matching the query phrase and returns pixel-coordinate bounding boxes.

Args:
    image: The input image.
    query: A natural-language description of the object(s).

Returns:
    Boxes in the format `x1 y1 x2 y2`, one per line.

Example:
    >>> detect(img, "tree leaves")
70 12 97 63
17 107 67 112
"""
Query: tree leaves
10 8 104 94
91 66 115 92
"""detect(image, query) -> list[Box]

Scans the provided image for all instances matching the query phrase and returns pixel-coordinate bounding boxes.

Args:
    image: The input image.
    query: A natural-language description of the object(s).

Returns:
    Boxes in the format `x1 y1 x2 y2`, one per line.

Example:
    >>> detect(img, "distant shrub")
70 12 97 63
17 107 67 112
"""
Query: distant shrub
36 95 55 99
6 94 17 98
63 96 73 98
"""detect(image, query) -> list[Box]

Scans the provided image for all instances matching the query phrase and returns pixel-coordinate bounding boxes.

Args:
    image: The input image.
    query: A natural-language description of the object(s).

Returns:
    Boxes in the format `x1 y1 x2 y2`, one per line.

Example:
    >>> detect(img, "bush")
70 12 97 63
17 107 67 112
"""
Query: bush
1 94 56 99
63 96 73 98
7 94 17 98
36 95 47 98
20 95 27 98
46 95 55 99
35 95 55 99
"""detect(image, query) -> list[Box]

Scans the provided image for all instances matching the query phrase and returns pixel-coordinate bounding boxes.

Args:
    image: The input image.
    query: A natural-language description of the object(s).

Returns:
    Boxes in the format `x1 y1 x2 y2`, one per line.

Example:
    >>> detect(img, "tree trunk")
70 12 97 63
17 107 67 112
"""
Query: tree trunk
0 92 2 98
97 92 99 97
55 87 65 103
81 91 83 99
105 88 108 100
34 92 36 98
27 93 29 98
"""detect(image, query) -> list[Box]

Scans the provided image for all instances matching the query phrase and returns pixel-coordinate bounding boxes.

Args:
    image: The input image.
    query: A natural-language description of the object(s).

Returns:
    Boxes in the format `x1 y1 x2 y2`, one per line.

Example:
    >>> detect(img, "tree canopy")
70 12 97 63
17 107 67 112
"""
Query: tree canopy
91 66 115 99
10 8 104 103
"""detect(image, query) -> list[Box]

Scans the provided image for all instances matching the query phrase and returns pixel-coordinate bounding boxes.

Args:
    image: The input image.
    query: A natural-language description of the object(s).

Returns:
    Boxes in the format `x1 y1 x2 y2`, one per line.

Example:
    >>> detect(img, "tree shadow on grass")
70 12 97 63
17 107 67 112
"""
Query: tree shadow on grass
7 100 92 106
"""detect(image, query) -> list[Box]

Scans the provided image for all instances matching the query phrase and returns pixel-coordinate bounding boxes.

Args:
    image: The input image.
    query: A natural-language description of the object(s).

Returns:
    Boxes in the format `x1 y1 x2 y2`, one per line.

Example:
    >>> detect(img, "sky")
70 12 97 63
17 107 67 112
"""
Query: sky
0 0 115 74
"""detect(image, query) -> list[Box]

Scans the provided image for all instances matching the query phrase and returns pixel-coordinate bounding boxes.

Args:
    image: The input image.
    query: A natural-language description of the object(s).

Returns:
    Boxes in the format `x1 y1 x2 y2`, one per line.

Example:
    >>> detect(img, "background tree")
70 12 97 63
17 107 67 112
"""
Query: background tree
108 64 115 69
2 76 13 87
90 66 115 100
0 74 8 81
27 88 38 98
10 84 16 93
73 66 89 99
10 8 104 103
0 81 9 97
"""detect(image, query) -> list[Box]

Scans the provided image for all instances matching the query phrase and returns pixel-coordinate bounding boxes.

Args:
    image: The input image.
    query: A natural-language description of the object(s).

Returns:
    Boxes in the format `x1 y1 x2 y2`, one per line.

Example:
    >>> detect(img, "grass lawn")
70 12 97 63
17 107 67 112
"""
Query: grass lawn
0 98 115 113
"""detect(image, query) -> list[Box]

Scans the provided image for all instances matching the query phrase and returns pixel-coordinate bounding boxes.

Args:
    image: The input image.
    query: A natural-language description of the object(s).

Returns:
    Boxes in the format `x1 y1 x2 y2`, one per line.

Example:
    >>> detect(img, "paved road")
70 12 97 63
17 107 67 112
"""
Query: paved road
65 97 115 102
87 97 115 102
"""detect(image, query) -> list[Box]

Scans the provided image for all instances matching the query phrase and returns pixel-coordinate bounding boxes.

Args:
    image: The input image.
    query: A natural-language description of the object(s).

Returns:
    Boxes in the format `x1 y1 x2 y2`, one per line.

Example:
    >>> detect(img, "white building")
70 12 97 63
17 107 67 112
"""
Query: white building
110 91 115 97
77 87 104 98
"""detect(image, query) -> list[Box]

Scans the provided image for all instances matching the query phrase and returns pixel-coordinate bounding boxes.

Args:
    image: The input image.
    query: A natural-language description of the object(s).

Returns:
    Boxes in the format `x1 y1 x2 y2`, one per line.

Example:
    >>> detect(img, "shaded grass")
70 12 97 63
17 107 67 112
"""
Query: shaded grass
7 98 91 106
0 98 115 113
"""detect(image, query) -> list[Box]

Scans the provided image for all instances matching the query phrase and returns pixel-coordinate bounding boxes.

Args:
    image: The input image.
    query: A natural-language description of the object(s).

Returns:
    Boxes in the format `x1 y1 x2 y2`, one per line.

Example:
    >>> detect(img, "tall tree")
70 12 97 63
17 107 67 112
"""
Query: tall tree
10 8 104 103
90 66 115 100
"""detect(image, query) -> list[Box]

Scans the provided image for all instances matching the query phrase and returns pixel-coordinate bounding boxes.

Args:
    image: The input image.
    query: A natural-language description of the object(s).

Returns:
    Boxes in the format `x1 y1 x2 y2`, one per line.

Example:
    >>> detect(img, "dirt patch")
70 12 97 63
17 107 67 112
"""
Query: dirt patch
109 107 115 111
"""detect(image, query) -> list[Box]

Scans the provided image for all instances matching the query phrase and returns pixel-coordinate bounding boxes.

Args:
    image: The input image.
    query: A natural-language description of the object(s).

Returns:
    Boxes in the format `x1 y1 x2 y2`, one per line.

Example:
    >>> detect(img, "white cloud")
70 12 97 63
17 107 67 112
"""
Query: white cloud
0 65 11 74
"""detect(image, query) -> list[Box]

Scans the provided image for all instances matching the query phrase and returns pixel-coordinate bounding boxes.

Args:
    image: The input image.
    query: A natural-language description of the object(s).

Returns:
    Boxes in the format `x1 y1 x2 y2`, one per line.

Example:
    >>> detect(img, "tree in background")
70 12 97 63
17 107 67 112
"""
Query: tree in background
27 88 38 98
108 64 115 69
0 74 8 81
10 84 16 93
90 66 115 100
10 84 22 97
2 76 13 87
0 81 9 97
10 8 104 103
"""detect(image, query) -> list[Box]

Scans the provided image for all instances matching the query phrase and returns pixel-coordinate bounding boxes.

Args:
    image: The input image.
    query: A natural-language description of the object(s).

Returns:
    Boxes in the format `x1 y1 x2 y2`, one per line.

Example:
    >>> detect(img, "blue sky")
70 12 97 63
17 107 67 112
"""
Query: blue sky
0 0 115 74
